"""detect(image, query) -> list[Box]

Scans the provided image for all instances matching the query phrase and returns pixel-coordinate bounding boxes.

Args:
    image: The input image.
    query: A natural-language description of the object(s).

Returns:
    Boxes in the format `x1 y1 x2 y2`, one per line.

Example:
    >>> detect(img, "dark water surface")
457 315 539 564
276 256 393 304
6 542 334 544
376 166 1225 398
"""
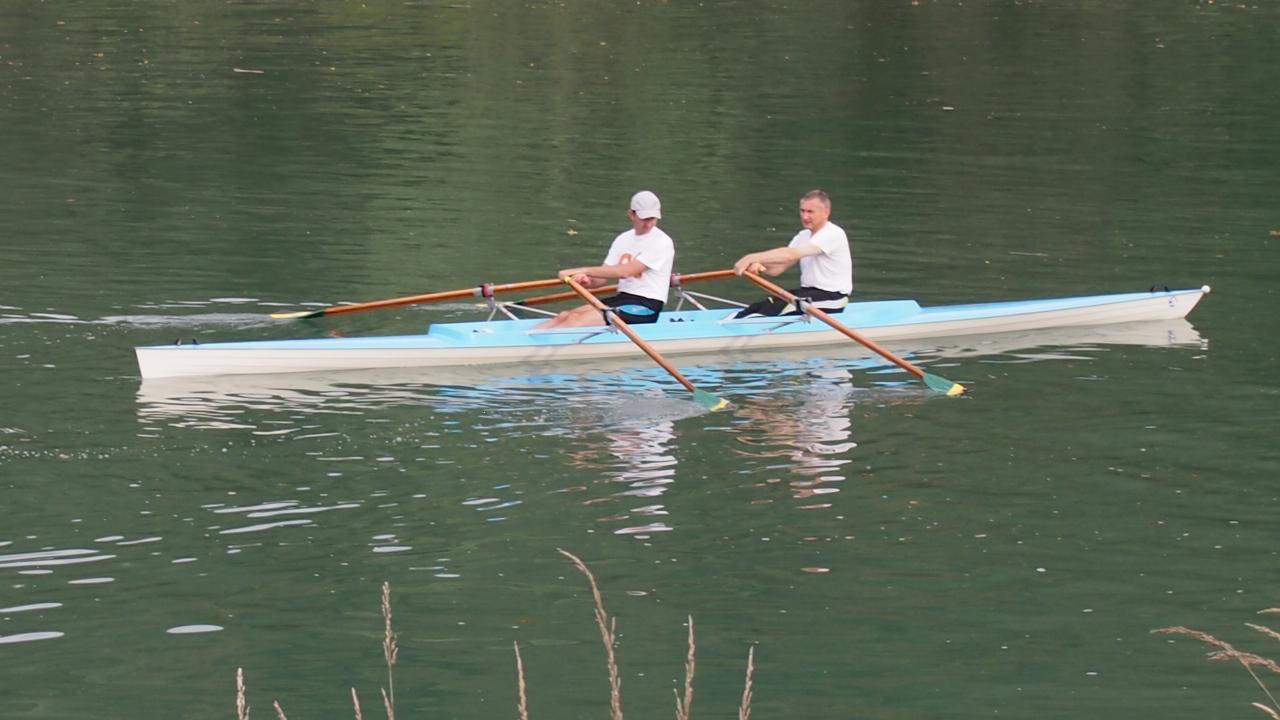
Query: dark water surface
2 2 1278 718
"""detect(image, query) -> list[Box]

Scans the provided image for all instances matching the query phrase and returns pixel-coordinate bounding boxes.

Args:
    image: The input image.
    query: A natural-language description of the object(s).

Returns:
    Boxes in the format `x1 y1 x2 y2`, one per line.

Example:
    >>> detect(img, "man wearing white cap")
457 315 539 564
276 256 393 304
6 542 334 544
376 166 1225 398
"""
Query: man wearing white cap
533 190 676 330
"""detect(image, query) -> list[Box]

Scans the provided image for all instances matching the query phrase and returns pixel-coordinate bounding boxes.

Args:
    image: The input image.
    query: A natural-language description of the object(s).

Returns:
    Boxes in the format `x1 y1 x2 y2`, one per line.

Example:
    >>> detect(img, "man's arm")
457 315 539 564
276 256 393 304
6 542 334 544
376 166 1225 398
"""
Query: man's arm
733 243 823 276
559 258 649 286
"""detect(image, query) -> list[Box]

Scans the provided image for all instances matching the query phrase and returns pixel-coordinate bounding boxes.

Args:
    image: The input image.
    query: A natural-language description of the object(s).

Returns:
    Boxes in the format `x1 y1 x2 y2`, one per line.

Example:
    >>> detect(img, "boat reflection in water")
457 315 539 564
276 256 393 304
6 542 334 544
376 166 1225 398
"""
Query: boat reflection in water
559 417 681 539
732 370 860 508
135 318 1205 432
135 319 1206 540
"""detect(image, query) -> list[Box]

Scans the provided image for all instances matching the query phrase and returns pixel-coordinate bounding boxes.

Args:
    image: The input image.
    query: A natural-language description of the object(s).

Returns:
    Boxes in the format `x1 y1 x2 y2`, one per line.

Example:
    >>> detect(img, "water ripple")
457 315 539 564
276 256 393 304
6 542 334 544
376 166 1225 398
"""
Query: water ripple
0 602 63 614
0 631 65 645
166 625 224 634
218 519 314 535
0 549 117 570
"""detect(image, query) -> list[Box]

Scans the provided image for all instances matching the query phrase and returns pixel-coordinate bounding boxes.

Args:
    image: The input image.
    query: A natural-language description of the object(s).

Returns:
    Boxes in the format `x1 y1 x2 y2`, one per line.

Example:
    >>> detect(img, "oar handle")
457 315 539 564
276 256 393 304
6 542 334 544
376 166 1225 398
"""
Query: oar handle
742 271 927 380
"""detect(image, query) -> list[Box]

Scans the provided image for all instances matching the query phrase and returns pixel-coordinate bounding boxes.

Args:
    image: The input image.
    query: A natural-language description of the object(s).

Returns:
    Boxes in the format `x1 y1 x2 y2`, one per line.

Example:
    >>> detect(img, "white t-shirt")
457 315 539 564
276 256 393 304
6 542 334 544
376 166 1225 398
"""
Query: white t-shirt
790 221 852 295
604 226 676 303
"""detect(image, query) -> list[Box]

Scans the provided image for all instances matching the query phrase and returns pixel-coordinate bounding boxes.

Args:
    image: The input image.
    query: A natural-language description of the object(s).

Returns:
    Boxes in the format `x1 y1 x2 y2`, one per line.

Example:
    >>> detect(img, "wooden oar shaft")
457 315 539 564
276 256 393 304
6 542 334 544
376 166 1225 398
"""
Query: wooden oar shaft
518 285 616 307
671 268 738 284
742 271 926 380
278 277 567 319
324 277 566 316
562 276 697 393
519 269 738 307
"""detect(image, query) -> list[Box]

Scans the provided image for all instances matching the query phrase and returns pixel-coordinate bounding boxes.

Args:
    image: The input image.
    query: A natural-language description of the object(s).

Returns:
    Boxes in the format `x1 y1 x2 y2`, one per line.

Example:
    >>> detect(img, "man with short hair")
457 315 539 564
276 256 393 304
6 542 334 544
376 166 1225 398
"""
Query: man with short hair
732 189 852 317
534 190 676 330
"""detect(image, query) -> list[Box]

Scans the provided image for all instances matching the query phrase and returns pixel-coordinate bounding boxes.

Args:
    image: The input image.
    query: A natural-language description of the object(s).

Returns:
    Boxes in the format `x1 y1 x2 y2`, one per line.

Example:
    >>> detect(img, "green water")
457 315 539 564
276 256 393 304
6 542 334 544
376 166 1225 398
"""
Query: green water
2 2 1278 718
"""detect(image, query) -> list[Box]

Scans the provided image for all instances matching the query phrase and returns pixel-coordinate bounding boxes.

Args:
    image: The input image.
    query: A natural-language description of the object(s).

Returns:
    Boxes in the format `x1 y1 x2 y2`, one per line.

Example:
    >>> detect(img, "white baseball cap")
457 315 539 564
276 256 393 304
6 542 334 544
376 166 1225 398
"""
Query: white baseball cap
629 190 662 220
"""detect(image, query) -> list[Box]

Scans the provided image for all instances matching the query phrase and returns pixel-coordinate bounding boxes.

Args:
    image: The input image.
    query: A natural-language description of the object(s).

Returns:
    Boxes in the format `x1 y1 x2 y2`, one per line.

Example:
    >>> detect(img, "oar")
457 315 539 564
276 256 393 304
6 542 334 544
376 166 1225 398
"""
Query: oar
516 284 616 308
562 275 729 411
517 269 737 307
270 278 567 320
741 271 965 396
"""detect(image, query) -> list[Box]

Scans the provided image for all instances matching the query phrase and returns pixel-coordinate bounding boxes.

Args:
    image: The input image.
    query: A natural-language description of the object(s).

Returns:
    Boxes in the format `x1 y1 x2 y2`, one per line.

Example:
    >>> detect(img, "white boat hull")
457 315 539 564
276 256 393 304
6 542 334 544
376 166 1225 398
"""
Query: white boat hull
135 286 1210 379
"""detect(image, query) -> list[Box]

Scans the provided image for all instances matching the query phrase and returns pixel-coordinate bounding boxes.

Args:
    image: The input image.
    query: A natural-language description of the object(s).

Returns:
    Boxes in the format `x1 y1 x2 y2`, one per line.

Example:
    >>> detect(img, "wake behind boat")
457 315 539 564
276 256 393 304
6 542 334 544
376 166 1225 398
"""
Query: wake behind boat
134 284 1211 380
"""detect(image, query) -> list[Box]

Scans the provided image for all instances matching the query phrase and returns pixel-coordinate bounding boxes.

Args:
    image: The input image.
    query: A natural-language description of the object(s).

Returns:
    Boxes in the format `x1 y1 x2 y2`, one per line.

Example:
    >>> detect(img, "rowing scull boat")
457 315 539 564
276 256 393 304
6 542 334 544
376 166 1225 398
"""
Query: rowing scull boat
134 285 1210 380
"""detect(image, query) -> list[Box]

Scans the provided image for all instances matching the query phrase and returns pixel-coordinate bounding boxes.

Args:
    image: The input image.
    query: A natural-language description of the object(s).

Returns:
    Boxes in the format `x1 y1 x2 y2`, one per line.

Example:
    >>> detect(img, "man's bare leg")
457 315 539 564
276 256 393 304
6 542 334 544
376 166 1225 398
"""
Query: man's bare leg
531 303 606 330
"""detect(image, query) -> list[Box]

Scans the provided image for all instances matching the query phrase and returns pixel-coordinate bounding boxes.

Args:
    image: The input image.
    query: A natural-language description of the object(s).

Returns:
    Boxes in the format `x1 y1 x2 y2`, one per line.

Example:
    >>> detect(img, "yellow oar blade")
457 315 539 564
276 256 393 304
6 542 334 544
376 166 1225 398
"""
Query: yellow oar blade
924 373 966 396
694 389 731 412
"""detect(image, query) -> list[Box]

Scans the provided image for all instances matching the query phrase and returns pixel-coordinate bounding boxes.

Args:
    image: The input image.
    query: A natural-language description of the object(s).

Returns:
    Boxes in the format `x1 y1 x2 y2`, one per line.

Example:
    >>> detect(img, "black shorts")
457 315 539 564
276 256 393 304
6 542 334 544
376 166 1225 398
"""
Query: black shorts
734 287 847 319
602 292 664 325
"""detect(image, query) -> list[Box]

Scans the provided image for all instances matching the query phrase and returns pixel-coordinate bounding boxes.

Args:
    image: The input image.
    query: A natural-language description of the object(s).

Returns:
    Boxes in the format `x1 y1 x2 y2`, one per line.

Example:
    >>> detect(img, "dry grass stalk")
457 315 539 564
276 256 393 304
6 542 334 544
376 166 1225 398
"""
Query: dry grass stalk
514 641 530 720
558 548 624 720
1253 702 1280 719
674 615 695 720
236 667 249 720
235 665 286 720
381 581 399 718
738 646 755 720
1251 623 1280 643
1154 624 1280 715
381 688 394 720
1206 650 1280 676
1153 626 1237 652
351 688 363 720
1154 626 1280 674
1234 659 1280 718
234 555 760 718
